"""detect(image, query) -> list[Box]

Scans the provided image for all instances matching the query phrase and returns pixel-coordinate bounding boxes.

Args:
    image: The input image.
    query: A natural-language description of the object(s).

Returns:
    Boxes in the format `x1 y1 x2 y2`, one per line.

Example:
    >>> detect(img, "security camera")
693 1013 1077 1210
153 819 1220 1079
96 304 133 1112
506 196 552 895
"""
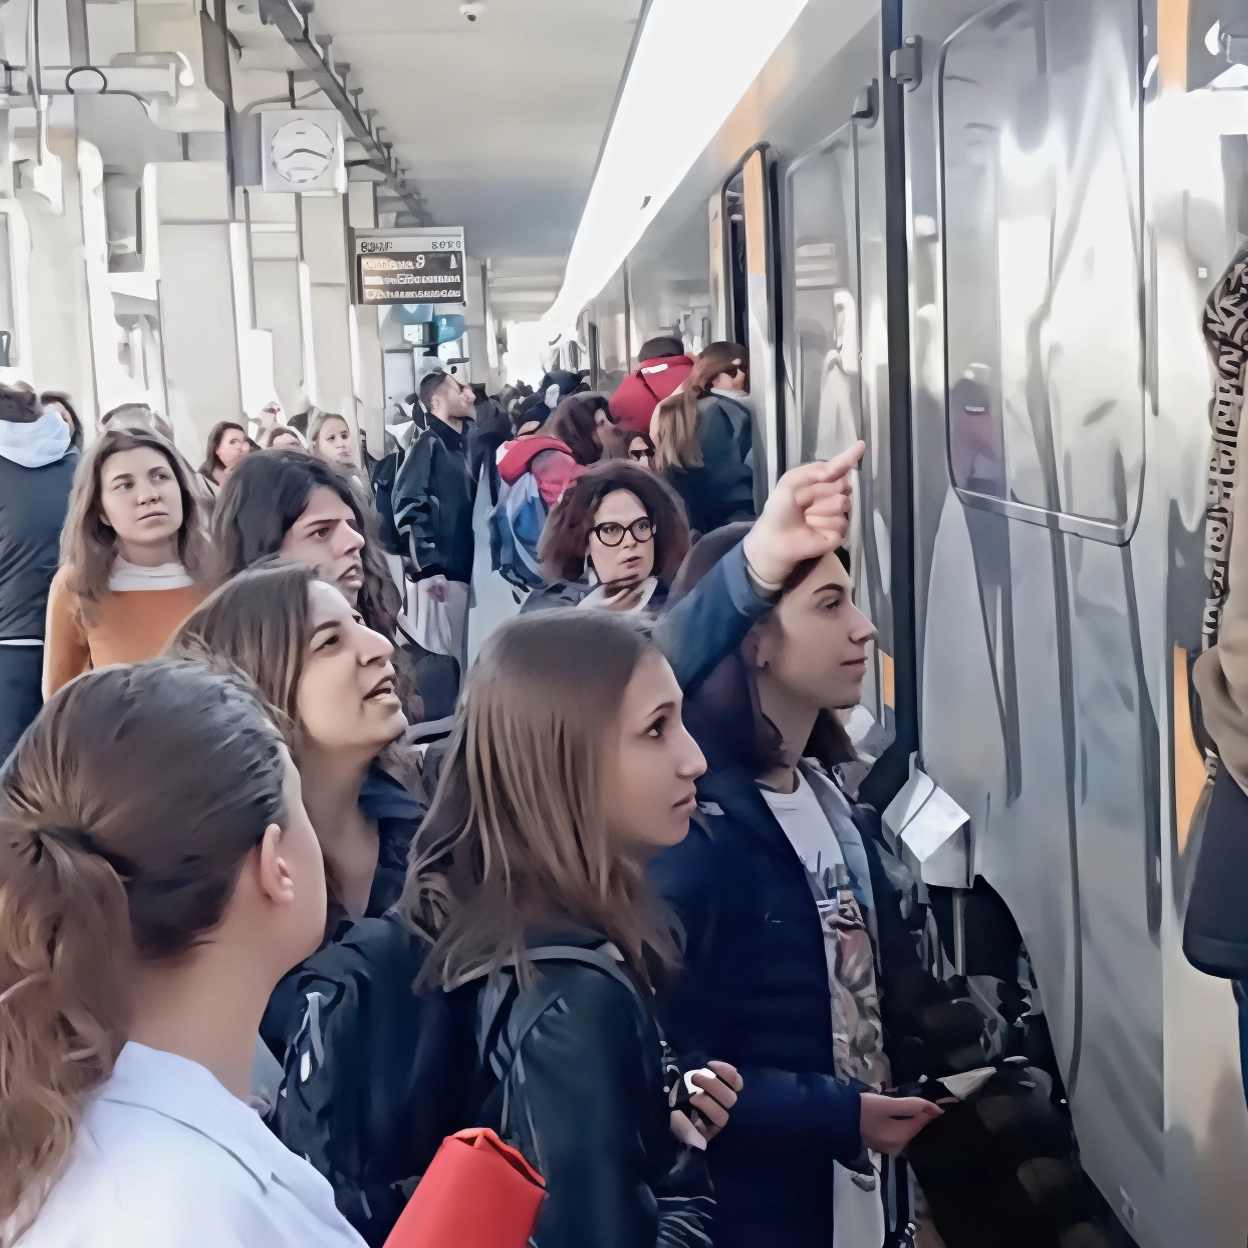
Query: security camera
460 3 486 20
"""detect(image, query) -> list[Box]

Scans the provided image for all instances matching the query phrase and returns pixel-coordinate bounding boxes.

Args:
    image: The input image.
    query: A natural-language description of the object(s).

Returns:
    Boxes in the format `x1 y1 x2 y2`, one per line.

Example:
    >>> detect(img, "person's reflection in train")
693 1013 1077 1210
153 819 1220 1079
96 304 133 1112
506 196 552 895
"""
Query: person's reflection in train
813 290 861 464
948 370 1021 800
948 372 1005 498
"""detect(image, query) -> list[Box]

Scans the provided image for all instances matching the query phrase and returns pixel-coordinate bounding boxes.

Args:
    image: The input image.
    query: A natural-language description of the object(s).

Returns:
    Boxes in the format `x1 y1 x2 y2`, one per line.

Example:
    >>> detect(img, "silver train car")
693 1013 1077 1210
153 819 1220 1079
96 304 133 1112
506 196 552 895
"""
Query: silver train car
574 1 1248 1244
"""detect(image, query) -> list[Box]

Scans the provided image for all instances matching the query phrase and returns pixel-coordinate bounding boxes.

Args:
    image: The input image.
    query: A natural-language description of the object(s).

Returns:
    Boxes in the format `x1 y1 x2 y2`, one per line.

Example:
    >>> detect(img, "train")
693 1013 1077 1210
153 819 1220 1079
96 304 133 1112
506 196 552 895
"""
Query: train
561 0 1248 1244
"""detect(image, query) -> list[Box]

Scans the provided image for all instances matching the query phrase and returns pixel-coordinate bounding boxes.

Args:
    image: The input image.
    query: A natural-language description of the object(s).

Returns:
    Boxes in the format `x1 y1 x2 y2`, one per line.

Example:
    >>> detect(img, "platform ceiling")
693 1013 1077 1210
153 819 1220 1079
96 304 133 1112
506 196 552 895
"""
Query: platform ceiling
231 0 643 320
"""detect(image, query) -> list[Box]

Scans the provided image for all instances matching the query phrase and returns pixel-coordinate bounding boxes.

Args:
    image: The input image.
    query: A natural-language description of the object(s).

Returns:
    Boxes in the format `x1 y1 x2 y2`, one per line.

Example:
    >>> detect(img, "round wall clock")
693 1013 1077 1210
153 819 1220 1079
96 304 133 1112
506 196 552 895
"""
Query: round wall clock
269 117 336 187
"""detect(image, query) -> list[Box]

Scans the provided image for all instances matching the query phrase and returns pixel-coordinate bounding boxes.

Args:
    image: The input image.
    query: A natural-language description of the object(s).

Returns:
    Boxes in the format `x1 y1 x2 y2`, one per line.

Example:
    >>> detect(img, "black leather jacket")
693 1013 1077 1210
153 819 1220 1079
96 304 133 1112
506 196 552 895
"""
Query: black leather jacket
471 931 714 1248
392 417 475 584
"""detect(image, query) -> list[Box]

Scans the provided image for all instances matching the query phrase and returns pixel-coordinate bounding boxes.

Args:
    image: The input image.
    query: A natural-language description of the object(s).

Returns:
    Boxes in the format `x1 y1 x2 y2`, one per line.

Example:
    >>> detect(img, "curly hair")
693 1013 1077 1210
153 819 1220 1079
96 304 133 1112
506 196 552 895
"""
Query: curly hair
537 458 691 584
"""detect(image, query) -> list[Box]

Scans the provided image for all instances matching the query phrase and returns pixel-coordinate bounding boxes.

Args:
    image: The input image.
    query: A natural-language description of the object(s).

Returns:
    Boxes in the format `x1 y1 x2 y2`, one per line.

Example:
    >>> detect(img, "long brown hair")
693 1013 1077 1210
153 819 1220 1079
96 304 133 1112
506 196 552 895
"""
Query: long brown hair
60 428 209 623
167 561 422 911
652 341 747 472
538 458 691 584
544 393 613 466
199 420 247 478
262 423 306 449
400 611 678 988
0 661 287 1242
671 523 854 774
167 560 318 745
211 449 402 663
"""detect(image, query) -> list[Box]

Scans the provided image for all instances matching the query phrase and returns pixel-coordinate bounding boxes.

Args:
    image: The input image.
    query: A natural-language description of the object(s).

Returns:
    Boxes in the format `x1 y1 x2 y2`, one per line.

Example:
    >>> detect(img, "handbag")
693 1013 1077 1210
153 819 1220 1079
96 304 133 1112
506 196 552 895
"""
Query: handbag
384 1127 545 1248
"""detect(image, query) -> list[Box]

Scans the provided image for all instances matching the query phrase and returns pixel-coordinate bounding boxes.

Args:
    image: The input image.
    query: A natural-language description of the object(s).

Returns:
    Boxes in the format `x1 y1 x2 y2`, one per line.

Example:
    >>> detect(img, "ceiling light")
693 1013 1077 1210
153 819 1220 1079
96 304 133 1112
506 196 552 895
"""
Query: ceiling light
543 0 810 331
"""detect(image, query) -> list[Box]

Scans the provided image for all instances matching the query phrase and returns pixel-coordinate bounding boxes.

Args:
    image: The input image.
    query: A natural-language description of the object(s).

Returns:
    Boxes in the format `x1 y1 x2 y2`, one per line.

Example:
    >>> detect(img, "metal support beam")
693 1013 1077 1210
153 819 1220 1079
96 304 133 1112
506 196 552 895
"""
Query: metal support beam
258 0 429 224
0 63 181 102
66 0 89 65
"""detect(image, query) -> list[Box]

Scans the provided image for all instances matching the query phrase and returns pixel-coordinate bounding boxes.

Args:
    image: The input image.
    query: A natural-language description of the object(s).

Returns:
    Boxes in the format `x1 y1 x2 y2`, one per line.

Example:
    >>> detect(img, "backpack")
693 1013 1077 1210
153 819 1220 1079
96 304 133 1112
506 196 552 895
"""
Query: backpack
275 932 664 1247
272 916 477 1247
487 470 548 591
368 448 405 557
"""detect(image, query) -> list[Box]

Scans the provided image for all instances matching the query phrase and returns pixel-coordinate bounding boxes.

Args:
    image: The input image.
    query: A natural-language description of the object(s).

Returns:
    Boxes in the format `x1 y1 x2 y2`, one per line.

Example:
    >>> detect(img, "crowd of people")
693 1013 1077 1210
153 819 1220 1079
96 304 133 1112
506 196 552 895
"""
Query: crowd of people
0 341 944 1248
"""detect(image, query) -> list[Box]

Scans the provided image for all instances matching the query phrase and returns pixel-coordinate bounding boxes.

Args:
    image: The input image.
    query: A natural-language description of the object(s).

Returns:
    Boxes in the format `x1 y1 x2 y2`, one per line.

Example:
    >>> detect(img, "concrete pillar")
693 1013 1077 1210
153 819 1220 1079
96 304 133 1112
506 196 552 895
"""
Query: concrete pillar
16 97 96 412
347 179 385 455
299 191 354 423
152 160 245 448
246 187 309 421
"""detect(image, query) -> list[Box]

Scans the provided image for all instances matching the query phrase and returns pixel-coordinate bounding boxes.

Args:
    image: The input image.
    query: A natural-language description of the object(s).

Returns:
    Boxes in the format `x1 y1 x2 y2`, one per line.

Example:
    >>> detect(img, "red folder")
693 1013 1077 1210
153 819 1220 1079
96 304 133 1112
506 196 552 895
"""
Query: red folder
385 1127 546 1248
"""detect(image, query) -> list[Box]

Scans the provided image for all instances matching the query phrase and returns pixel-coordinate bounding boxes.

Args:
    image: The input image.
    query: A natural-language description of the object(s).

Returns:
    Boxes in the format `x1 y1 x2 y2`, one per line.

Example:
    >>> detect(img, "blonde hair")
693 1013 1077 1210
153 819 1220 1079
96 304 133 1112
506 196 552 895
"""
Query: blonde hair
0 662 287 1243
651 341 748 473
401 611 678 988
307 410 351 460
652 391 703 472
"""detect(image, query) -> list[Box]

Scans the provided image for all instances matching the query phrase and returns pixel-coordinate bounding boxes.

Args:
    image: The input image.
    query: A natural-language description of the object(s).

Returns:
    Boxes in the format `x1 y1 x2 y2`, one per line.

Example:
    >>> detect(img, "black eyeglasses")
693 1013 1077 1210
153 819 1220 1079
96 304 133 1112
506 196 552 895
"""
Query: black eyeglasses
629 447 655 462
591 517 655 547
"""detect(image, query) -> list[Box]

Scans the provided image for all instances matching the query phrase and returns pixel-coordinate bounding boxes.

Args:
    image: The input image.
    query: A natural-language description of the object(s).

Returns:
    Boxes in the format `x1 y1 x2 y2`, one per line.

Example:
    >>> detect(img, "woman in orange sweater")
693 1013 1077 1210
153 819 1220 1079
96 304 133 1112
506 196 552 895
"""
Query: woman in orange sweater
44 428 212 696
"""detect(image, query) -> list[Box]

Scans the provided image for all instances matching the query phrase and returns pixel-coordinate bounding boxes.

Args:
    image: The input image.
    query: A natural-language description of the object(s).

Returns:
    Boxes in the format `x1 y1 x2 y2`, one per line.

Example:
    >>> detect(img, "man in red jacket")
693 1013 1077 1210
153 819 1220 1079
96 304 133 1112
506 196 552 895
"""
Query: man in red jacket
608 336 695 435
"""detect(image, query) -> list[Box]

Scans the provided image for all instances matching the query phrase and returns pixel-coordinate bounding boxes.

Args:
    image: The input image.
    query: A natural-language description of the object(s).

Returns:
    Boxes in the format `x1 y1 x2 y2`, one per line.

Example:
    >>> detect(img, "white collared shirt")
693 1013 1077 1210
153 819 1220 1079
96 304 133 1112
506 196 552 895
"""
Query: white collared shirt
16 1043 365 1248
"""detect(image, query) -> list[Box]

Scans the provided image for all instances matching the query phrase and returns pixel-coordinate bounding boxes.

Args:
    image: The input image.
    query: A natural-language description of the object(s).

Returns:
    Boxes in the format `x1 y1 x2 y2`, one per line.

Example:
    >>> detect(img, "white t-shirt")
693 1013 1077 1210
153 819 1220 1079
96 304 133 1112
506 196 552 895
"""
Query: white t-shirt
760 771 847 895
759 771 886 1248
15 1043 365 1248
108 558 195 592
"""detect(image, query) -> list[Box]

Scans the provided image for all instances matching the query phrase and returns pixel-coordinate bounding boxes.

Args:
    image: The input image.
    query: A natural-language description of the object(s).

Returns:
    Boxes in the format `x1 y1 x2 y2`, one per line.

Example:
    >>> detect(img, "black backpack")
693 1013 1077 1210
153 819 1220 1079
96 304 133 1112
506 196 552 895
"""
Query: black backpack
271 915 476 1247
368 449 405 557
275 920 683 1247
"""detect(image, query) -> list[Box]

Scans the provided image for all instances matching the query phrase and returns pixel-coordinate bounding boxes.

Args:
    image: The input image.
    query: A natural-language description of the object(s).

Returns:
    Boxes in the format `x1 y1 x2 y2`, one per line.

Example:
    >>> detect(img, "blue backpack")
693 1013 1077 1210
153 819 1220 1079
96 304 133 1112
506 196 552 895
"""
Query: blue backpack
488 471 548 591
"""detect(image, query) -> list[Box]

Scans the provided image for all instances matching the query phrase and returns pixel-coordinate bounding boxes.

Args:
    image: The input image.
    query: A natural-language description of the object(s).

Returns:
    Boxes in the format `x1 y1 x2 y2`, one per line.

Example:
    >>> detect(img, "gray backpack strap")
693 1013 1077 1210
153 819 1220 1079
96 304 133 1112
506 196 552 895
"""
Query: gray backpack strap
474 945 657 1157
476 944 647 1078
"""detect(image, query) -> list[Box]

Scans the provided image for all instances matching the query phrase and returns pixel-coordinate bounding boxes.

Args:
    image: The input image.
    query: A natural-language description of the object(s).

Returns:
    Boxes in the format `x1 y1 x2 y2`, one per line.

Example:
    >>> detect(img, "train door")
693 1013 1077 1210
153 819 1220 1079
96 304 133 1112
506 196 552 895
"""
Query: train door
714 147 782 494
783 98 895 763
899 0 1167 1241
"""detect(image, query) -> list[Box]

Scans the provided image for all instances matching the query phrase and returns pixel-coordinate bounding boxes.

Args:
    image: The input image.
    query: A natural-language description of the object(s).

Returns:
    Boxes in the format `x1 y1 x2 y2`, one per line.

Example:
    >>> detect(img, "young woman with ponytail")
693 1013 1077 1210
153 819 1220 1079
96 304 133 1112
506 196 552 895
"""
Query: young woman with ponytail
651 341 755 535
0 661 364 1248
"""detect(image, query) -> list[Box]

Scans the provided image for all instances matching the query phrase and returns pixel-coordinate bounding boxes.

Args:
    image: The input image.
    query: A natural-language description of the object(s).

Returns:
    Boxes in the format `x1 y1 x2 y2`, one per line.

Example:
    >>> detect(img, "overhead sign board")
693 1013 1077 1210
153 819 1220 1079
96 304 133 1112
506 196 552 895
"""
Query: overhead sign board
353 227 466 306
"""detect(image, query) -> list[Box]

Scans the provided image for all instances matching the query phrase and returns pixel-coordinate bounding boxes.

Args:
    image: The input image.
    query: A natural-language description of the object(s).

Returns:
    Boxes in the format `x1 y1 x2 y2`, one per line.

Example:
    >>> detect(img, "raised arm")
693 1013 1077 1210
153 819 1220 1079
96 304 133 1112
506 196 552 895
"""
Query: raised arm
655 442 866 695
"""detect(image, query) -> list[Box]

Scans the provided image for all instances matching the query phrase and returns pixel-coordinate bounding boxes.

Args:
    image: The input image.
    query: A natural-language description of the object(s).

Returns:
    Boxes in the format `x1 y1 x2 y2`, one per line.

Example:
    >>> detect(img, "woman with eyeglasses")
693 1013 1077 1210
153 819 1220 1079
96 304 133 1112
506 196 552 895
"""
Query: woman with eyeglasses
520 459 690 617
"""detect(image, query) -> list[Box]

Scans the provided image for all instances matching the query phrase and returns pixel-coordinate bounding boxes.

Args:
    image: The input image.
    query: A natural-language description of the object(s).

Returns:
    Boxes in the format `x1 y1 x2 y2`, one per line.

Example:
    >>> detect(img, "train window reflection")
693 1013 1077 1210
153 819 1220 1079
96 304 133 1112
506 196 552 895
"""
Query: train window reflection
724 171 750 351
786 124 893 746
939 0 1144 532
788 126 861 464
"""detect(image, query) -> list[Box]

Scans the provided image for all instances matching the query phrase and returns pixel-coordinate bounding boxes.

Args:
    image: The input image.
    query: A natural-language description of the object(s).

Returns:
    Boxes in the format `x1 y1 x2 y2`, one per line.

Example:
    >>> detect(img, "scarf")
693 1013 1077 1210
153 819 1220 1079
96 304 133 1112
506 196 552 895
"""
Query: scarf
0 409 71 468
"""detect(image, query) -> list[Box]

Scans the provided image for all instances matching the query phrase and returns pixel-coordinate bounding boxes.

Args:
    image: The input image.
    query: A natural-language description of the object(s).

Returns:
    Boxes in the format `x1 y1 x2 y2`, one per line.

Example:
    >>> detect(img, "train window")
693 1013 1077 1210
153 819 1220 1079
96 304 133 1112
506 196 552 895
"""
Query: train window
785 125 894 742
787 124 861 463
587 321 601 390
724 171 749 350
939 0 1143 535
